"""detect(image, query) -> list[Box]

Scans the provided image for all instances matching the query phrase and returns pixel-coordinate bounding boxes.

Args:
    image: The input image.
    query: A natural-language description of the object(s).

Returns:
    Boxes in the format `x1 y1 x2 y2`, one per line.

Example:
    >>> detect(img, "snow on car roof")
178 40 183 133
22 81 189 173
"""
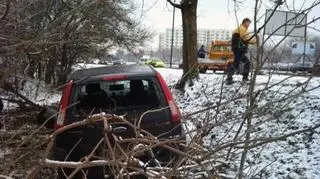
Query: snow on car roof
69 64 155 80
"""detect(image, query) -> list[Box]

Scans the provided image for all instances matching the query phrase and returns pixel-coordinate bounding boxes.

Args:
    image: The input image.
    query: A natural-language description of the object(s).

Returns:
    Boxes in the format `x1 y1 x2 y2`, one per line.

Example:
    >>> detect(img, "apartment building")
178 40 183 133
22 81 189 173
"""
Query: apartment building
159 28 232 49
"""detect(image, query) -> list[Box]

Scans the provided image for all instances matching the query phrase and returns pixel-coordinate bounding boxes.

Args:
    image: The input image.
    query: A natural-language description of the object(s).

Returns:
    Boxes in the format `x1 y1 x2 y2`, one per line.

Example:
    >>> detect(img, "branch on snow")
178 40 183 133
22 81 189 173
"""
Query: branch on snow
43 159 162 178
209 123 320 154
0 175 14 179
246 123 320 149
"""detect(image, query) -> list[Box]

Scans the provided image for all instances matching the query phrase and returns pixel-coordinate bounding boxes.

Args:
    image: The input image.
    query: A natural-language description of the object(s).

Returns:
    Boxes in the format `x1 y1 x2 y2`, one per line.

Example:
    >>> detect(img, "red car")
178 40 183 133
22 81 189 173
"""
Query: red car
52 64 184 178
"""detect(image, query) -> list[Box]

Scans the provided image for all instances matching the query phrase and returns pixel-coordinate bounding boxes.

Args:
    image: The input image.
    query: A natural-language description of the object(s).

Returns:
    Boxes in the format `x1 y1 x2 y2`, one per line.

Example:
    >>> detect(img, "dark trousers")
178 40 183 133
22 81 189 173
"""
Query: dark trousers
227 51 250 81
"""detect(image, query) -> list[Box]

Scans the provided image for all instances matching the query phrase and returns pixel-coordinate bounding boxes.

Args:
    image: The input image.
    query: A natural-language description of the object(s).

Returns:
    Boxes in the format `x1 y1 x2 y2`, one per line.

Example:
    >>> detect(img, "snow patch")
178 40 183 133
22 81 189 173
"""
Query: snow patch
156 68 320 178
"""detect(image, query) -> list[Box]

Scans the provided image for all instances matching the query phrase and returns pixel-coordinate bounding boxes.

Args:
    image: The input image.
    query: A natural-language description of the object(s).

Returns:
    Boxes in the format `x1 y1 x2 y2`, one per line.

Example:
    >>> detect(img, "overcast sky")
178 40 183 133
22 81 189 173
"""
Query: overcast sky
137 0 320 49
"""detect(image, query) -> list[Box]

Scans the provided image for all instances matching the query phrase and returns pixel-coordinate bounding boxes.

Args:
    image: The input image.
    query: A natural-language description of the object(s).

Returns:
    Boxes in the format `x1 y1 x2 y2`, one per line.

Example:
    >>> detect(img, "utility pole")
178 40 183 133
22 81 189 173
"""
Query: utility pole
169 0 176 68
302 13 307 73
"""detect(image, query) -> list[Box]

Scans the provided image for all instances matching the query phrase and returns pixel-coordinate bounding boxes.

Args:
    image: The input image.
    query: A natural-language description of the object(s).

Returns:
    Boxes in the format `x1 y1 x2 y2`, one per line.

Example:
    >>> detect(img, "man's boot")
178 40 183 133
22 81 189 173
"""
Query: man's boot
226 76 234 85
242 74 249 84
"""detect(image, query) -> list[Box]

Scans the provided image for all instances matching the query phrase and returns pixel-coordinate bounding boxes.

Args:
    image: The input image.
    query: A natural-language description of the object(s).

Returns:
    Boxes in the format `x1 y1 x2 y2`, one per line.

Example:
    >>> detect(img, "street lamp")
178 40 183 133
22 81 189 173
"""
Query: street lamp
169 0 176 68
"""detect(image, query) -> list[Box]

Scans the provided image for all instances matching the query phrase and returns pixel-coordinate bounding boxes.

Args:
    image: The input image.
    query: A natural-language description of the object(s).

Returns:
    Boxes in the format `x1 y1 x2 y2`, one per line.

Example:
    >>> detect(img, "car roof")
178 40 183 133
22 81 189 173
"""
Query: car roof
69 64 156 81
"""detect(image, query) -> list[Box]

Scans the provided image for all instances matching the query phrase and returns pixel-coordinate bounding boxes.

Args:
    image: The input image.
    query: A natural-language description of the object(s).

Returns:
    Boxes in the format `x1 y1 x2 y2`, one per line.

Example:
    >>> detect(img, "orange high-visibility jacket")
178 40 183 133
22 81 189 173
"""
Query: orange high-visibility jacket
233 24 256 44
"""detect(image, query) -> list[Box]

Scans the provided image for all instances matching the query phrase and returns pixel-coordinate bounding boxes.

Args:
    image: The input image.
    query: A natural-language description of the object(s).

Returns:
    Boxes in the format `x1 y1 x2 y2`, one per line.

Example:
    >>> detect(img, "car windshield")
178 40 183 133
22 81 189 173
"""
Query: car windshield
68 78 165 120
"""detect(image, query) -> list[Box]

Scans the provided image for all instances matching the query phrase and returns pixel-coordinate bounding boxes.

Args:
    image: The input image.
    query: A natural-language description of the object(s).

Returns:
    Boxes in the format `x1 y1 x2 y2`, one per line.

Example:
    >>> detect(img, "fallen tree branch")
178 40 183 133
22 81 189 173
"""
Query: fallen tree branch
0 0 10 20
0 175 14 179
207 123 320 155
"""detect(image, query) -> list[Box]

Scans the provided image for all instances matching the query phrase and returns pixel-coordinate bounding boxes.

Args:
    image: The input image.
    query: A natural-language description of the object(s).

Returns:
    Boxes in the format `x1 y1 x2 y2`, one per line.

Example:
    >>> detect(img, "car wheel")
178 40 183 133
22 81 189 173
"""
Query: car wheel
199 67 207 74
36 106 57 129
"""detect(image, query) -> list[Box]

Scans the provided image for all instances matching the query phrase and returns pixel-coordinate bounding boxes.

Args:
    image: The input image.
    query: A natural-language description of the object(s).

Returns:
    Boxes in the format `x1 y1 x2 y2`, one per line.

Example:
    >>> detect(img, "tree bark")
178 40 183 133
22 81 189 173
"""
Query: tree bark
58 43 68 85
37 60 42 80
27 55 37 79
45 57 56 85
174 0 198 90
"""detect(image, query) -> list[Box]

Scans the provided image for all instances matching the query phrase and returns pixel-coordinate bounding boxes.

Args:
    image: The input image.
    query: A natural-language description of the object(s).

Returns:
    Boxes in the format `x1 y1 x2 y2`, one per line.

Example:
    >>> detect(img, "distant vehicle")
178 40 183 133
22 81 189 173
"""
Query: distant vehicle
52 64 184 178
71 63 107 72
277 63 294 71
141 55 151 61
99 59 110 65
112 60 126 65
145 58 165 68
126 61 137 65
198 40 233 73
312 63 320 76
92 58 101 64
98 55 119 65
291 61 313 73
264 62 314 73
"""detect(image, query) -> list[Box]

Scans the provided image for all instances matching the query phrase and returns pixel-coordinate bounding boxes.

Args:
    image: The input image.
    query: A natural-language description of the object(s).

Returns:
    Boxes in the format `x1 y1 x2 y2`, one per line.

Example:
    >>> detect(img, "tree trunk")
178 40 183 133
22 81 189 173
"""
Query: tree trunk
27 55 37 79
176 0 198 90
58 43 68 85
45 57 56 84
37 60 42 80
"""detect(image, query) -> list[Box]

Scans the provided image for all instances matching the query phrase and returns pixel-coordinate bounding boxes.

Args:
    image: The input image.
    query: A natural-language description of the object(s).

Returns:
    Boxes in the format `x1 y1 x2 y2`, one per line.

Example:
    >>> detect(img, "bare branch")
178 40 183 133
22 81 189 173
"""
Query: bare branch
0 0 10 20
166 0 182 9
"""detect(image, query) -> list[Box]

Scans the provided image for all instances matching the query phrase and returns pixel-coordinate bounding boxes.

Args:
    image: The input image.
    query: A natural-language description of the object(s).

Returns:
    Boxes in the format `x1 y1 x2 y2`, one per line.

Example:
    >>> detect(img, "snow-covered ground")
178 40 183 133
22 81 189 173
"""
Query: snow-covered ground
20 80 61 105
157 68 320 179
1 79 61 110
2 65 319 178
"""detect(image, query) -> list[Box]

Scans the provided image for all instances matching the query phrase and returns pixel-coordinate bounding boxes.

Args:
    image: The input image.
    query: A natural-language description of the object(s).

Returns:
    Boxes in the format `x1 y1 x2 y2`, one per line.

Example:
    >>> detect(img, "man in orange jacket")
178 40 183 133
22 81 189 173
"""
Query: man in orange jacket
226 18 257 85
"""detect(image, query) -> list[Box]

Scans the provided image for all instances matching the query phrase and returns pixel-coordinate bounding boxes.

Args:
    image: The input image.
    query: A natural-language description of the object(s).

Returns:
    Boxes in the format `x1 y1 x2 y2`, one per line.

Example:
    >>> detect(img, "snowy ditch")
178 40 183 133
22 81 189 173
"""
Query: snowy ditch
1 79 61 111
157 68 320 179
1 66 320 178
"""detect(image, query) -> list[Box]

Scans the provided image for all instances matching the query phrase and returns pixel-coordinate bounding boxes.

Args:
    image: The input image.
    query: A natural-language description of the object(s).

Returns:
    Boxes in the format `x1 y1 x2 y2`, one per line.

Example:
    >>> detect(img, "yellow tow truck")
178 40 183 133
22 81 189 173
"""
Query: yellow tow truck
198 40 233 73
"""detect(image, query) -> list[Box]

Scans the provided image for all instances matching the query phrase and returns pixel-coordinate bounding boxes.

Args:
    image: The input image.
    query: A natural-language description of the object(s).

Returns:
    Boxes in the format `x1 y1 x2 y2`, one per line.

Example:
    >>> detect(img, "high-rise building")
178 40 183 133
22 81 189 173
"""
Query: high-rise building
158 33 166 50
159 28 233 50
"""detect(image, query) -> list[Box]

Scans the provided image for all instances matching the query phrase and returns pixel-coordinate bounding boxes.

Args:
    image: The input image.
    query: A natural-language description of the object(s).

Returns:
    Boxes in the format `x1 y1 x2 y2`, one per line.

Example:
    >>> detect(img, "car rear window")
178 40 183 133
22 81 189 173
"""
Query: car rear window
67 78 166 122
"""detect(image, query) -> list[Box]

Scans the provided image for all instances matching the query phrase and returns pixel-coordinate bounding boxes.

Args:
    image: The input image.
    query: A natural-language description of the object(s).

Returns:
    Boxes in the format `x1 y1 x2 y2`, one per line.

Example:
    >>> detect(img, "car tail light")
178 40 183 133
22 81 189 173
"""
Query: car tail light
156 72 181 122
102 75 128 81
54 80 73 130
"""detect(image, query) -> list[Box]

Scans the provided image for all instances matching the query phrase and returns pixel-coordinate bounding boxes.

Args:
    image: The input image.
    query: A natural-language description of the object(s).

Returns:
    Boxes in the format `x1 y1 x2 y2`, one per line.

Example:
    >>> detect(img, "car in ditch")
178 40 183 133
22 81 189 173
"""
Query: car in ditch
290 61 313 73
52 64 184 178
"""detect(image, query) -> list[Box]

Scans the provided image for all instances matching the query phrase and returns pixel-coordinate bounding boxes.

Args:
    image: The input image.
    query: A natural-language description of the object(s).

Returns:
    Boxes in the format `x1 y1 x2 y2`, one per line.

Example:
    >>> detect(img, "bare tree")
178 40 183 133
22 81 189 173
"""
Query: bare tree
0 0 151 109
167 0 199 89
1 0 320 179
0 0 151 86
230 0 320 178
